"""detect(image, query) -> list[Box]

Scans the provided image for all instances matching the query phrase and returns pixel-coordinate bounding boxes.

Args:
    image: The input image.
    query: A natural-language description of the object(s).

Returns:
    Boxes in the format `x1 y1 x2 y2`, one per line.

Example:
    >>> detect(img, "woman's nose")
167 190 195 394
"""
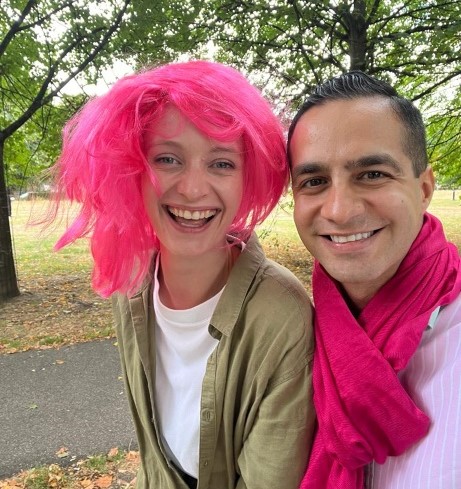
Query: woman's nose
176 167 209 201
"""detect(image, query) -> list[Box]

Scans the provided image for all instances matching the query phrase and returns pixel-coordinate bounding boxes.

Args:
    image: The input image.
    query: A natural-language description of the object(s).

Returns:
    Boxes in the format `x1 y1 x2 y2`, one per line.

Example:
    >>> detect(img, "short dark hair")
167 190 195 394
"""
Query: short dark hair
288 71 428 176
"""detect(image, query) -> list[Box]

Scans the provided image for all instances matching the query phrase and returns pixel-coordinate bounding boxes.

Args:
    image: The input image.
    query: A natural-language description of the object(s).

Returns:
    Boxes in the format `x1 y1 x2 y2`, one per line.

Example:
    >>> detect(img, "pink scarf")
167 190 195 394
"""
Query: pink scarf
300 213 461 489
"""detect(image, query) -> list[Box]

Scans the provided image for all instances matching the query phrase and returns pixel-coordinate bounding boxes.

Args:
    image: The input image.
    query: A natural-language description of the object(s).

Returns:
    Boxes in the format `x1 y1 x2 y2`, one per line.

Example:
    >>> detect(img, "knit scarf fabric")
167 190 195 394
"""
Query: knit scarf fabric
300 213 461 489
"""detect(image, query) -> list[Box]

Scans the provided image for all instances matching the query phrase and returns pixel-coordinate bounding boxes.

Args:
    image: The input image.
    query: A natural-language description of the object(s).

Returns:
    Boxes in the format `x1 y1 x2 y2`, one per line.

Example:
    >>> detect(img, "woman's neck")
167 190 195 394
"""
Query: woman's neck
157 245 240 310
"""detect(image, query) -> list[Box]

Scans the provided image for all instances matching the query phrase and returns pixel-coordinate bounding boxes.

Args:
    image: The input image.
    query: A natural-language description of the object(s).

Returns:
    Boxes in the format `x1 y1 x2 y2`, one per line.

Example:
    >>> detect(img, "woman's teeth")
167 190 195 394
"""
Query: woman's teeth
168 207 216 220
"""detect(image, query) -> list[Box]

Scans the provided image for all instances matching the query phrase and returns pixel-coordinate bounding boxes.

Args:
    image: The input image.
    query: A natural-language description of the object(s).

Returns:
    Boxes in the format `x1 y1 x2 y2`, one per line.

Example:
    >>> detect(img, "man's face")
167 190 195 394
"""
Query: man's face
290 97 434 308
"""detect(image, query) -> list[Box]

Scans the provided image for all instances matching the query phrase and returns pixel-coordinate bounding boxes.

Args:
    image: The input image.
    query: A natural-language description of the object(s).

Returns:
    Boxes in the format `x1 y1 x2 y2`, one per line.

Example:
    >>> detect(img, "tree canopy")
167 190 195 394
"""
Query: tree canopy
188 0 461 185
3 0 460 190
1 0 460 299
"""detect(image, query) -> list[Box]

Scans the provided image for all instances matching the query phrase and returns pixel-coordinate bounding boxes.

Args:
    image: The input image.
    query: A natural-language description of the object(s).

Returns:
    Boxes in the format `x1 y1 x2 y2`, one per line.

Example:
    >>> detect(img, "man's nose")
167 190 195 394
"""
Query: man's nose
320 184 365 224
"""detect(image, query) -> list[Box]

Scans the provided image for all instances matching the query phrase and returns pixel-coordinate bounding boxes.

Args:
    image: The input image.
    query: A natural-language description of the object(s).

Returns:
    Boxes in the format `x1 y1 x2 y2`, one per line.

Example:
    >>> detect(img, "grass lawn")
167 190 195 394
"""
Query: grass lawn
1 190 460 354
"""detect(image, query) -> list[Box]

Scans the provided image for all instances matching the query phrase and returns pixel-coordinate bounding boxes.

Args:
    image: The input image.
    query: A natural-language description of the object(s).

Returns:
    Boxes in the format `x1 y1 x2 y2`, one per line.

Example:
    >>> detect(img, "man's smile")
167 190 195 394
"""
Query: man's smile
324 230 381 243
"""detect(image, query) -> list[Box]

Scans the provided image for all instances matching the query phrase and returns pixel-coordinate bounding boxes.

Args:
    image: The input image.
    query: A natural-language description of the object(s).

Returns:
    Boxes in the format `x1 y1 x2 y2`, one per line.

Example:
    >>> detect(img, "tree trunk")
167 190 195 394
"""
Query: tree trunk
348 0 367 71
0 136 20 301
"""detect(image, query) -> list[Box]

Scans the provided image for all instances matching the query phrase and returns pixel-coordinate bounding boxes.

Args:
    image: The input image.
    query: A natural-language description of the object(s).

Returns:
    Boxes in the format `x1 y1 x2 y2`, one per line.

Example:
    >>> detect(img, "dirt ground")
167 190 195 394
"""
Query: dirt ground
0 242 313 354
0 272 113 354
0 449 139 489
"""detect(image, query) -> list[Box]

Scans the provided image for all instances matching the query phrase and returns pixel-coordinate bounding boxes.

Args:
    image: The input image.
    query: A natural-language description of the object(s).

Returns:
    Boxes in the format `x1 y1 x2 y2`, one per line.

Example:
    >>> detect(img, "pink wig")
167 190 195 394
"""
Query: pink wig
53 60 288 297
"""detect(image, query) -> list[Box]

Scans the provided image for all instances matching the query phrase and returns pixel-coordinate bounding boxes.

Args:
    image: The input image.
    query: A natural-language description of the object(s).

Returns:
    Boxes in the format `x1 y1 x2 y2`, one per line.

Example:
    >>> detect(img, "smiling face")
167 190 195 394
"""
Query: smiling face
142 106 244 260
290 97 434 308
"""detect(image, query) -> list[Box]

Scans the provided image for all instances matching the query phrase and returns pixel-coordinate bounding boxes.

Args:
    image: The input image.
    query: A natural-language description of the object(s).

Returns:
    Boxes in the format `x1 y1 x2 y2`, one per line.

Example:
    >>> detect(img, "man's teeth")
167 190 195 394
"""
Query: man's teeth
168 207 216 220
330 231 374 243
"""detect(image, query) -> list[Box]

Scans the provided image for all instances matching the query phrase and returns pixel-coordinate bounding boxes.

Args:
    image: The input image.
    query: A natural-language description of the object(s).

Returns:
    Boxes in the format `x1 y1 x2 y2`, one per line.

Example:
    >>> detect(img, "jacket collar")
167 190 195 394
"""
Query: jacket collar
128 233 265 338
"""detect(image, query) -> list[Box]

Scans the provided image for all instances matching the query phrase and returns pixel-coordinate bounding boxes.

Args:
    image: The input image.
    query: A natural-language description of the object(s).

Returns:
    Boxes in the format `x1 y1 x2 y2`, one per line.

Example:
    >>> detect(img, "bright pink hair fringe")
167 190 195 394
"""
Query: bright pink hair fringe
53 60 288 297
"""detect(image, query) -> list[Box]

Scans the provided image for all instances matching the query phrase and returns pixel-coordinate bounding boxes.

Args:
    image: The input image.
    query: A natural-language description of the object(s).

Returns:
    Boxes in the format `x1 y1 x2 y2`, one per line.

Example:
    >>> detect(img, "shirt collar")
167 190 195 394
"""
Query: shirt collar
427 306 441 330
210 233 265 337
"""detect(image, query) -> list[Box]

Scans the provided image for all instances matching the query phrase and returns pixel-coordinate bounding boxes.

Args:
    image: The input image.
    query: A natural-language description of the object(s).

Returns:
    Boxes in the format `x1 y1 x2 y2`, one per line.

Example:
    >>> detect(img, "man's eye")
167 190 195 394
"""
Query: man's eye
362 171 385 180
299 177 326 188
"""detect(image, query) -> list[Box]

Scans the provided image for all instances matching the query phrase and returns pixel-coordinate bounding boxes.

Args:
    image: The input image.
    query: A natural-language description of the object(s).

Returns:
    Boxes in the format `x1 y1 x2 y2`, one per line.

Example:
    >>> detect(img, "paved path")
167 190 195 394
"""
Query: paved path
0 339 137 478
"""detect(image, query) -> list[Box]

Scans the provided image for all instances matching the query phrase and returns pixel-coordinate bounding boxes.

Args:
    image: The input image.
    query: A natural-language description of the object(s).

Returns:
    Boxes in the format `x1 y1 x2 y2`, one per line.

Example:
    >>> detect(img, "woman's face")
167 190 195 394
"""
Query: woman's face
142 106 244 260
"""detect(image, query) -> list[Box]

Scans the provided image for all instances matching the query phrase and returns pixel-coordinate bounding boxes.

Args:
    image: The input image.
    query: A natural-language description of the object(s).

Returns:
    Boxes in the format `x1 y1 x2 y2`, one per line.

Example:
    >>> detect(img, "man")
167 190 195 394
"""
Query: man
288 71 461 489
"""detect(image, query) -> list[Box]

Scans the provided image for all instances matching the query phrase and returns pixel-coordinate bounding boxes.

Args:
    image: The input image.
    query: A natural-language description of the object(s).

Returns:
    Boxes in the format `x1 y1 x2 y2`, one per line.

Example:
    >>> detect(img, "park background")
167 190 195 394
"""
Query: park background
1 1 460 487
2 0 461 300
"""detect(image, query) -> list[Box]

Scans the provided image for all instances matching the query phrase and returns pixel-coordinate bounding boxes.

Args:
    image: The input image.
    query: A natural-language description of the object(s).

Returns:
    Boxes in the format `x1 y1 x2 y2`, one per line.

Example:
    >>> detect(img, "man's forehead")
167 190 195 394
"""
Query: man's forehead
289 97 404 157
297 96 395 125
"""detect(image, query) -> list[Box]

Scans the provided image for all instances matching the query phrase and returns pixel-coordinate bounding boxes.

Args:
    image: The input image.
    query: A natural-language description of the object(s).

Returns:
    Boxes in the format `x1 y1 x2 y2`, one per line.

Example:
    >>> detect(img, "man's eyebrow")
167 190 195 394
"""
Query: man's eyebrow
291 162 327 180
291 154 404 180
346 154 403 173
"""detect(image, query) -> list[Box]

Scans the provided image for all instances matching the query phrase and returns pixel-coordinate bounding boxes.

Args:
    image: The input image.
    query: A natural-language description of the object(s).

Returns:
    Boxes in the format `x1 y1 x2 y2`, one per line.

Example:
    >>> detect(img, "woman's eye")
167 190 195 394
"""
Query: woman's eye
212 161 234 169
154 156 179 165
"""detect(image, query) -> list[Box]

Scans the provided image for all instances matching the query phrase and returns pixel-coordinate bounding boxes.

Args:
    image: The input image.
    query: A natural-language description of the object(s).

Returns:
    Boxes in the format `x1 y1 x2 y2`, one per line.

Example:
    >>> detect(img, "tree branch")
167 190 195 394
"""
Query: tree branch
0 0 36 58
412 70 461 101
2 0 131 139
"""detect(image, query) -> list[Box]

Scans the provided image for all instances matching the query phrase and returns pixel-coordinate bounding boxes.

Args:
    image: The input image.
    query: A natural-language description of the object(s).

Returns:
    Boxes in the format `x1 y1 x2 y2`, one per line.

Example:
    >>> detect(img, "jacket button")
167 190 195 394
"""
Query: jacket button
201 409 213 422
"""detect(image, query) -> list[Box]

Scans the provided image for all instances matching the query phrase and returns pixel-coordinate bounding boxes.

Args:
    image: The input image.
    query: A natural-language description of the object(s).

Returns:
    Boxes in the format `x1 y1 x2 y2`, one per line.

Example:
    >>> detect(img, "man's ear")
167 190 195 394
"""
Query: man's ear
419 166 435 210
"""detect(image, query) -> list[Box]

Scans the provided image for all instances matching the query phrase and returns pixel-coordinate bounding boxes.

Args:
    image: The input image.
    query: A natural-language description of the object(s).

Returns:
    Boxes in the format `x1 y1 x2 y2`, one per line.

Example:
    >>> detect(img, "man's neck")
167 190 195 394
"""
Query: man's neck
340 285 368 318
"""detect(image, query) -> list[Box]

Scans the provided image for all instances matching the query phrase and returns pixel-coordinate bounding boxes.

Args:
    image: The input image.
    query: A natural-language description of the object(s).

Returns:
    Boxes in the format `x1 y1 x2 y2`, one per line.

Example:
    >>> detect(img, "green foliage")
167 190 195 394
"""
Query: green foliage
0 0 132 189
4 95 85 189
3 1 459 184
117 0 205 67
425 86 461 186
0 0 208 187
23 466 50 489
85 454 111 472
181 0 461 180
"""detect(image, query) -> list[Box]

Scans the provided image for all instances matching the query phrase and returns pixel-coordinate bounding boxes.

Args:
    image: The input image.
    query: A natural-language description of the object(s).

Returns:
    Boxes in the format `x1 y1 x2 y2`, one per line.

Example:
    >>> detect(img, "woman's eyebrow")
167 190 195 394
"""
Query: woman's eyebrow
149 140 241 154
209 145 241 154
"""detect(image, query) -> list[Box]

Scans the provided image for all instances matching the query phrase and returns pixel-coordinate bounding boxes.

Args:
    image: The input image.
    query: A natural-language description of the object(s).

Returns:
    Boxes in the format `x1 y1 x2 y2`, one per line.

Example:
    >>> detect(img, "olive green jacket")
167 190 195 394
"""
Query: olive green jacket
112 234 315 489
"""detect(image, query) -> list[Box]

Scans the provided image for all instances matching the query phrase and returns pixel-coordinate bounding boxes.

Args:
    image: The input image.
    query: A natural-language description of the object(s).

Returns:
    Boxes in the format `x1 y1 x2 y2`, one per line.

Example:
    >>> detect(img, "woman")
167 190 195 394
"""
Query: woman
53 60 314 489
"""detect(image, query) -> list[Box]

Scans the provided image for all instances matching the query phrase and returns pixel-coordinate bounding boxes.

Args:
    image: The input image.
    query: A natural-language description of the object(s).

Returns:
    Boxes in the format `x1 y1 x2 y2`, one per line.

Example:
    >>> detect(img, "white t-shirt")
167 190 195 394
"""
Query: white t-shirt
153 257 222 478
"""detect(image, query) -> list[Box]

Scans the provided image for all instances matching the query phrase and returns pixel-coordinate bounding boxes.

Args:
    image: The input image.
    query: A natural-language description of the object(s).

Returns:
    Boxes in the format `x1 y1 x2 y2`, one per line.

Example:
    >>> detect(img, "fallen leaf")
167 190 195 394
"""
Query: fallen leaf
29 404 38 410
79 479 94 488
94 475 112 488
125 451 139 462
56 447 69 458
107 447 119 458
55 359 65 365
